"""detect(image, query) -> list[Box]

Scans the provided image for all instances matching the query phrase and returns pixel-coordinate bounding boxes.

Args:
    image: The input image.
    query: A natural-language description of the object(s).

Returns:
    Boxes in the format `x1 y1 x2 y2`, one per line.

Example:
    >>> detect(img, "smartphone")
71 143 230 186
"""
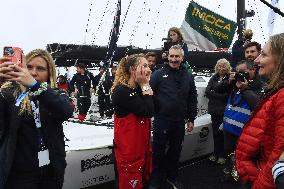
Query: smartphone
3 46 23 67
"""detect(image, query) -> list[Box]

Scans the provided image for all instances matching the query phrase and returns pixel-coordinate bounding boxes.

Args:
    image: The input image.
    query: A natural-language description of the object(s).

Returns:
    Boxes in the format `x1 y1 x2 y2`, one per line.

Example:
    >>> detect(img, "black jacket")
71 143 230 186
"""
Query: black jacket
0 84 73 189
150 64 197 122
69 71 95 98
276 174 284 189
94 73 113 96
231 39 245 69
239 74 265 110
205 73 230 115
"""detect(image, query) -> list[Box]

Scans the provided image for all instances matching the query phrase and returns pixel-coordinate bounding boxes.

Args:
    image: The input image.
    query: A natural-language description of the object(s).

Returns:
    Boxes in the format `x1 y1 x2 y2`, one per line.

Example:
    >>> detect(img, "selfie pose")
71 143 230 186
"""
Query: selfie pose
0 49 73 189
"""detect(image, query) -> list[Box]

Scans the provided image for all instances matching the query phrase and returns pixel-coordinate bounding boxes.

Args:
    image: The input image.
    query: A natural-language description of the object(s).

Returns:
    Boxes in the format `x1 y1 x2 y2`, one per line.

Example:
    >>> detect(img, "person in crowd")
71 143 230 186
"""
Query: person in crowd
231 29 253 69
244 41 261 62
162 27 189 64
94 66 113 118
103 66 117 117
149 45 197 189
0 49 73 189
146 52 158 72
69 62 95 122
222 59 264 181
272 152 284 189
236 33 284 189
205 58 231 165
111 54 154 189
57 75 69 93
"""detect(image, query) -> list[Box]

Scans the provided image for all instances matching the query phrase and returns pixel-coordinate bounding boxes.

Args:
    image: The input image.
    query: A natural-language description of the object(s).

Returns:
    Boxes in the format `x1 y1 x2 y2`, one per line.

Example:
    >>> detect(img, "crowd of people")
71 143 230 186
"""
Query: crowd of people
0 26 284 189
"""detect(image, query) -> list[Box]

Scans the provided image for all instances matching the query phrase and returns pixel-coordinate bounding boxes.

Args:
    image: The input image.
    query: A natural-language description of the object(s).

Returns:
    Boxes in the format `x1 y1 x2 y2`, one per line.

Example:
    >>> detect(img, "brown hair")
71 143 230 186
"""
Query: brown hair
167 27 184 42
267 33 284 91
244 41 261 52
112 53 145 90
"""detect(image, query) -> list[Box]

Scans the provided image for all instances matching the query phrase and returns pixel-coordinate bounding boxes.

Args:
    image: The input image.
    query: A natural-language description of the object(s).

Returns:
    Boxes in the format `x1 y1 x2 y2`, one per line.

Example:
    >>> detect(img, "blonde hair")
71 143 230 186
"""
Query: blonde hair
1 49 57 114
26 49 57 88
267 33 284 91
214 58 231 74
112 54 145 90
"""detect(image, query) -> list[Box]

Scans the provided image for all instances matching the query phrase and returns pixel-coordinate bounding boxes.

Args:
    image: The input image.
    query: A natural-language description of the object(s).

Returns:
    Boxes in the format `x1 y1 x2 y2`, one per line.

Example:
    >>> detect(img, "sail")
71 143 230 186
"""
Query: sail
267 0 280 35
181 1 237 51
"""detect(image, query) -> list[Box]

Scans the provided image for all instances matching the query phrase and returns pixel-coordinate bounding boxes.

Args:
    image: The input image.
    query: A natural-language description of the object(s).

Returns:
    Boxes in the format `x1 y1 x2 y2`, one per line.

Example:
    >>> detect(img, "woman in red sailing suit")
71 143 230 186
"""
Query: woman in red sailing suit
112 54 154 189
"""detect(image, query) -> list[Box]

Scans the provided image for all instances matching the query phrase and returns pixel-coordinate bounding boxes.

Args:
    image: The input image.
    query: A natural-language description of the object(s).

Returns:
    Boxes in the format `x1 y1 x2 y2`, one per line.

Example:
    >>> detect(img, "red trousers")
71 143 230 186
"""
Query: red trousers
114 113 152 189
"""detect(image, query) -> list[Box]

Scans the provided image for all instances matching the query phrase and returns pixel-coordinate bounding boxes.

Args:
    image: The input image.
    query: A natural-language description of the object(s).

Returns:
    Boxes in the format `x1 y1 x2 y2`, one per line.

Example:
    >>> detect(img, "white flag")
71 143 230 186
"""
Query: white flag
267 0 280 35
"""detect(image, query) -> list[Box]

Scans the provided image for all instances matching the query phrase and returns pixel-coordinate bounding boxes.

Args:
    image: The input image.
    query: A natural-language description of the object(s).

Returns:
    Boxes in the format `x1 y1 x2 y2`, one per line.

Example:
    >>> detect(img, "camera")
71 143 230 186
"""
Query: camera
235 71 249 82
162 38 178 53
3 46 23 67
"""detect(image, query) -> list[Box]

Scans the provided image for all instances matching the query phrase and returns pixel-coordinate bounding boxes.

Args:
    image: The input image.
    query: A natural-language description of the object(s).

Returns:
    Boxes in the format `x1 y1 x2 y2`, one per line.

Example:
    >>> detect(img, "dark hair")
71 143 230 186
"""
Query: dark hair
75 62 85 69
244 41 261 52
57 75 67 83
236 59 255 70
99 66 106 71
146 52 157 59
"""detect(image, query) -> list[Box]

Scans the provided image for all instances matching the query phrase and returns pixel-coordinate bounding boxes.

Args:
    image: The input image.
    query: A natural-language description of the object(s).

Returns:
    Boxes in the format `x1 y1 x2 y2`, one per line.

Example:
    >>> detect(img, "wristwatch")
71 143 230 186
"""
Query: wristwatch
141 85 151 92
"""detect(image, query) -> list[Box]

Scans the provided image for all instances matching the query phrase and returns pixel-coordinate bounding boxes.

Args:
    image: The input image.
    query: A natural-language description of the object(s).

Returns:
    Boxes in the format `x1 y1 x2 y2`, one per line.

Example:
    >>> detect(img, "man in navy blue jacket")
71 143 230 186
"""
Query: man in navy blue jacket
149 45 197 189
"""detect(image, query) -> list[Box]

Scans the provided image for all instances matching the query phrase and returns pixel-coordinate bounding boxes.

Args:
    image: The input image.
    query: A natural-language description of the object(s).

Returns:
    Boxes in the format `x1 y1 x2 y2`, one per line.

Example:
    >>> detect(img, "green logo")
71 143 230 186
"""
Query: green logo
185 1 237 48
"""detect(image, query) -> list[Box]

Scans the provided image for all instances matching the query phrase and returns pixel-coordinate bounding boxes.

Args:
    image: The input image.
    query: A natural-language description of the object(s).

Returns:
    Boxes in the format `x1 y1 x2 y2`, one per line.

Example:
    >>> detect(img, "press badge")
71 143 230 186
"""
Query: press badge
38 149 50 167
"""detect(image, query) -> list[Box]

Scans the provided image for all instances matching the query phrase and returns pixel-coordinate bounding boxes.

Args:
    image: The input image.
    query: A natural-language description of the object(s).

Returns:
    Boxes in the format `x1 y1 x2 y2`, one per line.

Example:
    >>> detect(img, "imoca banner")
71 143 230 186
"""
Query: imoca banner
181 1 237 51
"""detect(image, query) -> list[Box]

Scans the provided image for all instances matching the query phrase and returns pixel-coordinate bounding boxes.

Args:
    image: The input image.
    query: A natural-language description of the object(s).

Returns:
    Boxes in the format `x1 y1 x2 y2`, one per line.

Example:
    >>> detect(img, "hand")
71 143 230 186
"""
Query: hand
0 60 15 79
4 64 36 87
135 64 151 87
186 121 194 132
229 72 236 84
236 78 248 90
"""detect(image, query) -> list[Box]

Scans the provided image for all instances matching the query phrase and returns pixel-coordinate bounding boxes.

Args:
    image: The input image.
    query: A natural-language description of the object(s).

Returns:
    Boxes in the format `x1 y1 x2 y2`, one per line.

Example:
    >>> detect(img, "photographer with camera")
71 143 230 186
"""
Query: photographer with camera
222 59 264 182
161 27 189 65
231 29 253 68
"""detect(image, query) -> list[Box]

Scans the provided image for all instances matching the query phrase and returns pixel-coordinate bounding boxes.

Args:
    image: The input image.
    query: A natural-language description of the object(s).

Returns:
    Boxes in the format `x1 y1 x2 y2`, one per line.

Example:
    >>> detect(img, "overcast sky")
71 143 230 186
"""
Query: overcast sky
1 0 284 55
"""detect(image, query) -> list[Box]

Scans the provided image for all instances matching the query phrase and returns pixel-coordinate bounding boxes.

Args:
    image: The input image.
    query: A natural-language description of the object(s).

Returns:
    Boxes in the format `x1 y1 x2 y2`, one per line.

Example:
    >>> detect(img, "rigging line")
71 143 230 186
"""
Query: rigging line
145 1 152 49
128 1 147 46
117 0 134 41
259 0 284 17
84 0 95 44
254 0 267 40
151 0 164 39
91 0 111 44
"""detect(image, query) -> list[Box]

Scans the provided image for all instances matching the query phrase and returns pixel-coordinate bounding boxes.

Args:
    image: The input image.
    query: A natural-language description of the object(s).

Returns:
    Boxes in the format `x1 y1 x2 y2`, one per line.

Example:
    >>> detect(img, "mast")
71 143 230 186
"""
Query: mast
237 0 246 39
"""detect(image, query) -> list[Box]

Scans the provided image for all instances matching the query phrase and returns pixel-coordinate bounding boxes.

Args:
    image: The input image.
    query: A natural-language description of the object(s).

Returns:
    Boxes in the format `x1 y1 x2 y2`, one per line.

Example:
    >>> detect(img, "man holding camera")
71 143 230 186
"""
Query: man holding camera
222 60 264 181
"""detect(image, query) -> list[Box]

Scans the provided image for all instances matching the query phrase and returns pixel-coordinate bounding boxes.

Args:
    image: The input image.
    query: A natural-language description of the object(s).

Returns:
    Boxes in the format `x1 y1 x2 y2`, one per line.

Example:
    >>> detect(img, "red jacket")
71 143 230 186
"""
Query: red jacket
236 88 284 189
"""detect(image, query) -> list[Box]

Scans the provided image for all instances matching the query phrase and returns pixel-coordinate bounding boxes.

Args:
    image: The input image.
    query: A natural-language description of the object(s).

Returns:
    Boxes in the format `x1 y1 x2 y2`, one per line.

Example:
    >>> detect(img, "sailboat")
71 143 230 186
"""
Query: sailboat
55 1 284 188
